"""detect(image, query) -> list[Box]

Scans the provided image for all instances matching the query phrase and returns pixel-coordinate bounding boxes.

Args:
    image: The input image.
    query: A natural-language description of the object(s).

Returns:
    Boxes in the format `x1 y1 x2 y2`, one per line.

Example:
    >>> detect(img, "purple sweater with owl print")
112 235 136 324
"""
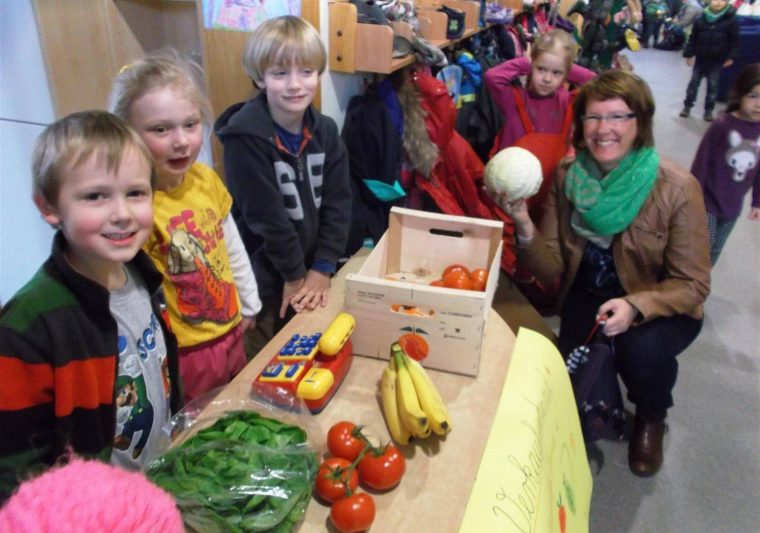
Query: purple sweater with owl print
691 113 760 220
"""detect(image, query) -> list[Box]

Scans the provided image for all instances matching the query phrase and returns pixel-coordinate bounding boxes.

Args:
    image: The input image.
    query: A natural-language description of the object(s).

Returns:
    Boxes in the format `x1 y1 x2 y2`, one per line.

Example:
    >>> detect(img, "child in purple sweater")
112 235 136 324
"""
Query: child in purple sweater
690 64 760 264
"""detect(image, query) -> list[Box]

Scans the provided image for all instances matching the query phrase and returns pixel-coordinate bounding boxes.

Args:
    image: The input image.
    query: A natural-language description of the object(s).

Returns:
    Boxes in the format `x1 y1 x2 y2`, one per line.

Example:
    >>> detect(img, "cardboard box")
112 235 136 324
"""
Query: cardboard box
345 207 503 376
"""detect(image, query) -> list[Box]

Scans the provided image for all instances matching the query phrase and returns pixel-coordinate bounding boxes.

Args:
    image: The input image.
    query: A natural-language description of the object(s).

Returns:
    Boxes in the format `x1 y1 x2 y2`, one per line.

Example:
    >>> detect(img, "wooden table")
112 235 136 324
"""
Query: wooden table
211 249 517 532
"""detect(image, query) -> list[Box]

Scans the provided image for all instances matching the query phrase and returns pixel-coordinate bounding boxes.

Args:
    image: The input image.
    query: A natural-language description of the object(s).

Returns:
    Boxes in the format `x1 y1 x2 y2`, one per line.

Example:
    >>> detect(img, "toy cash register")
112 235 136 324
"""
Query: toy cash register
252 312 356 414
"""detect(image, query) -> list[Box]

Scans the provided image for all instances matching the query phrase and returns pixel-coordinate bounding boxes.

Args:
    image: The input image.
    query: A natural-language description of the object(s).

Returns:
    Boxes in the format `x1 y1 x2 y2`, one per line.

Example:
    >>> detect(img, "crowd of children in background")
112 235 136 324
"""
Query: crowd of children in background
1 0 758 512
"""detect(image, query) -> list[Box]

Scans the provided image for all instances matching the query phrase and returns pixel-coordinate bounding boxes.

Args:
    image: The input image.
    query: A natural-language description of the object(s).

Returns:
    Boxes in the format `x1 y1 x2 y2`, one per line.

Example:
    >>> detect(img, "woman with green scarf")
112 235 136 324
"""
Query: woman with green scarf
496 70 711 477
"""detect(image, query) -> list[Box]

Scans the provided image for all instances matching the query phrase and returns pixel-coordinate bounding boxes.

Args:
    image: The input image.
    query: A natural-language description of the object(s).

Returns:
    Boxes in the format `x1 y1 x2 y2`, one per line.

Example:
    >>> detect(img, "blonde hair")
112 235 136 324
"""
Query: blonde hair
530 29 579 75
108 48 212 128
242 16 326 88
32 110 153 206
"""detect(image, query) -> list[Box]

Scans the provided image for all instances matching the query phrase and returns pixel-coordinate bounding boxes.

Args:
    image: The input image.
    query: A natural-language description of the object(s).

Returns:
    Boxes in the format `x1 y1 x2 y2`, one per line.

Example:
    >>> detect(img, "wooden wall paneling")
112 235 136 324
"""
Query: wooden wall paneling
113 0 166 53
499 0 524 10
417 10 449 43
198 27 255 175
159 2 202 56
33 0 201 118
328 1 398 74
354 24 395 73
418 0 444 7
35 0 326 172
198 0 322 174
302 0 320 109
197 0 321 121
328 1 359 73
302 0 319 31
198 30 254 121
105 3 150 72
33 0 120 116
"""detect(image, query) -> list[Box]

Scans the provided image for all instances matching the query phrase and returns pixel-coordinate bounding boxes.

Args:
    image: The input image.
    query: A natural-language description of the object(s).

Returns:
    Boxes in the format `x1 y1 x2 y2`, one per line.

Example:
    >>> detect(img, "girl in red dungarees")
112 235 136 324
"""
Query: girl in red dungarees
485 29 596 220
485 30 595 310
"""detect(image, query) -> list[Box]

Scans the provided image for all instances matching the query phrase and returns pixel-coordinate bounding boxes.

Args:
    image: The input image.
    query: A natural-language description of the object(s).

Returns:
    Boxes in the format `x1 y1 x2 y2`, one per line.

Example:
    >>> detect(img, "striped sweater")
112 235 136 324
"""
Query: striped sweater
0 232 182 500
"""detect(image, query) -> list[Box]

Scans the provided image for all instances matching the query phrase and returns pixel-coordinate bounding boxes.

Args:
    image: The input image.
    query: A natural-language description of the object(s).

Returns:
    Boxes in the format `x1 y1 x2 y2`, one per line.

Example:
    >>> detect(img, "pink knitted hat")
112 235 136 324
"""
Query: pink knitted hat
0 458 183 533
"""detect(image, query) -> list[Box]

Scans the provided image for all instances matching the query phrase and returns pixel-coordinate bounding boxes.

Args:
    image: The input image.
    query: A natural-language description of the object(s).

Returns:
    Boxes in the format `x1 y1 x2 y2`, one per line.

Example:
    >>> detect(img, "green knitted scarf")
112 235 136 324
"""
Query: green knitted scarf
704 6 729 22
564 147 660 238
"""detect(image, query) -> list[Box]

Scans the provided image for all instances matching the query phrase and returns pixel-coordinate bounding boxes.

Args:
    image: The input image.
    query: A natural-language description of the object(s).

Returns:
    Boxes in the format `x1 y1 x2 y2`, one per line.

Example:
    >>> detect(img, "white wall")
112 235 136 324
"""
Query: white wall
0 0 57 304
321 69 366 132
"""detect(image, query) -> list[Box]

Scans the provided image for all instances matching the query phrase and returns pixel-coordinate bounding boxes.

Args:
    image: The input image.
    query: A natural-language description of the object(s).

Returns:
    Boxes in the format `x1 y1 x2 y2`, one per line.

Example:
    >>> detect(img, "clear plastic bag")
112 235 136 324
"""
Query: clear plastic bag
159 384 322 450
146 388 321 533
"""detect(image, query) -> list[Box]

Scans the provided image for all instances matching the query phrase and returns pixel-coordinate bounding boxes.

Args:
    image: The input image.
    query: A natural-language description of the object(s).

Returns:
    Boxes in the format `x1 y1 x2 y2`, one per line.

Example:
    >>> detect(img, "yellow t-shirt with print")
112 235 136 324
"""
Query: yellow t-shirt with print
144 162 241 348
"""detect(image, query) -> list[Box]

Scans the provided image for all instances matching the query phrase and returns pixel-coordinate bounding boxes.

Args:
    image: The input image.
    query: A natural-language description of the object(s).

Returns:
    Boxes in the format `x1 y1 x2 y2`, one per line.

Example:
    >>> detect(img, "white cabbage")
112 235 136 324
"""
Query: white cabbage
484 146 543 200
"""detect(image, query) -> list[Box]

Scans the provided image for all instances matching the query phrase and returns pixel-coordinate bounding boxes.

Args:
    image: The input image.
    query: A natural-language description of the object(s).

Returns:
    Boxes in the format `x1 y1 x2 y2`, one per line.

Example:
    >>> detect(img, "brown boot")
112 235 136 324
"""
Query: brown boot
628 414 667 477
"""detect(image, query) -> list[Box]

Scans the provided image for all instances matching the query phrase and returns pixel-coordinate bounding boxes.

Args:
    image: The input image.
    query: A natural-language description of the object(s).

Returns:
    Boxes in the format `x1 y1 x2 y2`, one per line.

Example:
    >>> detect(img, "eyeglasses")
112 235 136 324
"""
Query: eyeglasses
580 113 637 125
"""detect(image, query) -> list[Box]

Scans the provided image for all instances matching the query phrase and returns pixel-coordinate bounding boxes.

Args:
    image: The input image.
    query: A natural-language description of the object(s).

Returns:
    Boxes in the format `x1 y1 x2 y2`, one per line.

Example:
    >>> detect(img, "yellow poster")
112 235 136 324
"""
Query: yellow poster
459 328 592 533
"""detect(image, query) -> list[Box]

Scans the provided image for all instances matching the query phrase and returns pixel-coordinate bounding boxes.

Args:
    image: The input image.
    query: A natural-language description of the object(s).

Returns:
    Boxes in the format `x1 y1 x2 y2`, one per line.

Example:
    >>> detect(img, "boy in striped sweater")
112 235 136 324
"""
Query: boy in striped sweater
0 111 182 501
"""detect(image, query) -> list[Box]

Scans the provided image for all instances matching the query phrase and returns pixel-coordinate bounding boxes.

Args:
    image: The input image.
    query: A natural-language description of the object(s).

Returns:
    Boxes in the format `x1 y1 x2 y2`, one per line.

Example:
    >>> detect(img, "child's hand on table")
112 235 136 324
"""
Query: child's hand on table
289 270 331 313
281 278 305 318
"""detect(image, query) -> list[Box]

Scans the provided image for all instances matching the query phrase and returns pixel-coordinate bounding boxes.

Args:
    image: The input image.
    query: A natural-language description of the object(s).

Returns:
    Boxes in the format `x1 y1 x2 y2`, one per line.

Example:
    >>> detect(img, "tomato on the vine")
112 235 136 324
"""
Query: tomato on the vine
330 492 376 533
315 457 359 503
357 443 406 490
327 421 367 462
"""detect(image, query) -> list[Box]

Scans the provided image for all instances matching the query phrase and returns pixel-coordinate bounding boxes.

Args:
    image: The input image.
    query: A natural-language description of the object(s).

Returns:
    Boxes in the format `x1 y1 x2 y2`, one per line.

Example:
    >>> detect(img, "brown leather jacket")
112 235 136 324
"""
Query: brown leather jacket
518 156 711 321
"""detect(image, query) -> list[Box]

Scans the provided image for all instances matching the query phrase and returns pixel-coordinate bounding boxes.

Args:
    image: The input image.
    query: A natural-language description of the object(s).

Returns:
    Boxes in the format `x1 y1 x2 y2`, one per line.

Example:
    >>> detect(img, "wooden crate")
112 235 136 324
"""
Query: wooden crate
345 207 503 376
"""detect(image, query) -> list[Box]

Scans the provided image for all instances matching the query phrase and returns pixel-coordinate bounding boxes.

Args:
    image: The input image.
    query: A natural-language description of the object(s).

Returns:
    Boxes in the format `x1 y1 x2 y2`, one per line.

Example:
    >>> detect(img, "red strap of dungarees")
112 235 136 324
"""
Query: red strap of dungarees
512 85 574 139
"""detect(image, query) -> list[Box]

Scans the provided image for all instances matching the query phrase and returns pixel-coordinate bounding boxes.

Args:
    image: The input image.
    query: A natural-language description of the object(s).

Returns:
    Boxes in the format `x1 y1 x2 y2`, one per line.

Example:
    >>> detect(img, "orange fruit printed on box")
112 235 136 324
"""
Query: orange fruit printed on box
398 331 429 361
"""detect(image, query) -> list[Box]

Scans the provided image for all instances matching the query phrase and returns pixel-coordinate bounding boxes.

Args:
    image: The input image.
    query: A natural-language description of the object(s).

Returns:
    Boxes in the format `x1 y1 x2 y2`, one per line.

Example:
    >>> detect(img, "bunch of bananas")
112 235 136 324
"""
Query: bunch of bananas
380 342 452 444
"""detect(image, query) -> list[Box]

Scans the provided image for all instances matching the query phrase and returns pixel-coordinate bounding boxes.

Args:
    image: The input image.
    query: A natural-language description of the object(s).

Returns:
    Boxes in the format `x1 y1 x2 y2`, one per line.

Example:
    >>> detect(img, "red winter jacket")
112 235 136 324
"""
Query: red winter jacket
407 67 518 273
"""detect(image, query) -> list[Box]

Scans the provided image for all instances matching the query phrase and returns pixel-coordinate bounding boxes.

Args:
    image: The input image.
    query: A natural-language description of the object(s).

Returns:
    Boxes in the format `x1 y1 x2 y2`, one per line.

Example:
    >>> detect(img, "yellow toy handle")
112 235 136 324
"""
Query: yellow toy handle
318 312 355 356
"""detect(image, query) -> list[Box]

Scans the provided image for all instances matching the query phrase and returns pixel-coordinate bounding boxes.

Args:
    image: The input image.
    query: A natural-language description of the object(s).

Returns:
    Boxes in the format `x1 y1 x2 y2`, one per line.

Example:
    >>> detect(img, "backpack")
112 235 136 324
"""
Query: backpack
566 325 626 442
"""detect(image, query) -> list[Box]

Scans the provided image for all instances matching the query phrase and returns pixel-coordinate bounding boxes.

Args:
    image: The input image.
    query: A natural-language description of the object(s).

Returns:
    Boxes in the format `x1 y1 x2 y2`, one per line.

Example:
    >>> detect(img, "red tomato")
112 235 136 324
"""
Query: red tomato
357 444 406 490
330 492 376 533
430 279 445 287
442 264 470 278
442 270 473 290
327 421 366 462
315 457 359 503
470 268 488 292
